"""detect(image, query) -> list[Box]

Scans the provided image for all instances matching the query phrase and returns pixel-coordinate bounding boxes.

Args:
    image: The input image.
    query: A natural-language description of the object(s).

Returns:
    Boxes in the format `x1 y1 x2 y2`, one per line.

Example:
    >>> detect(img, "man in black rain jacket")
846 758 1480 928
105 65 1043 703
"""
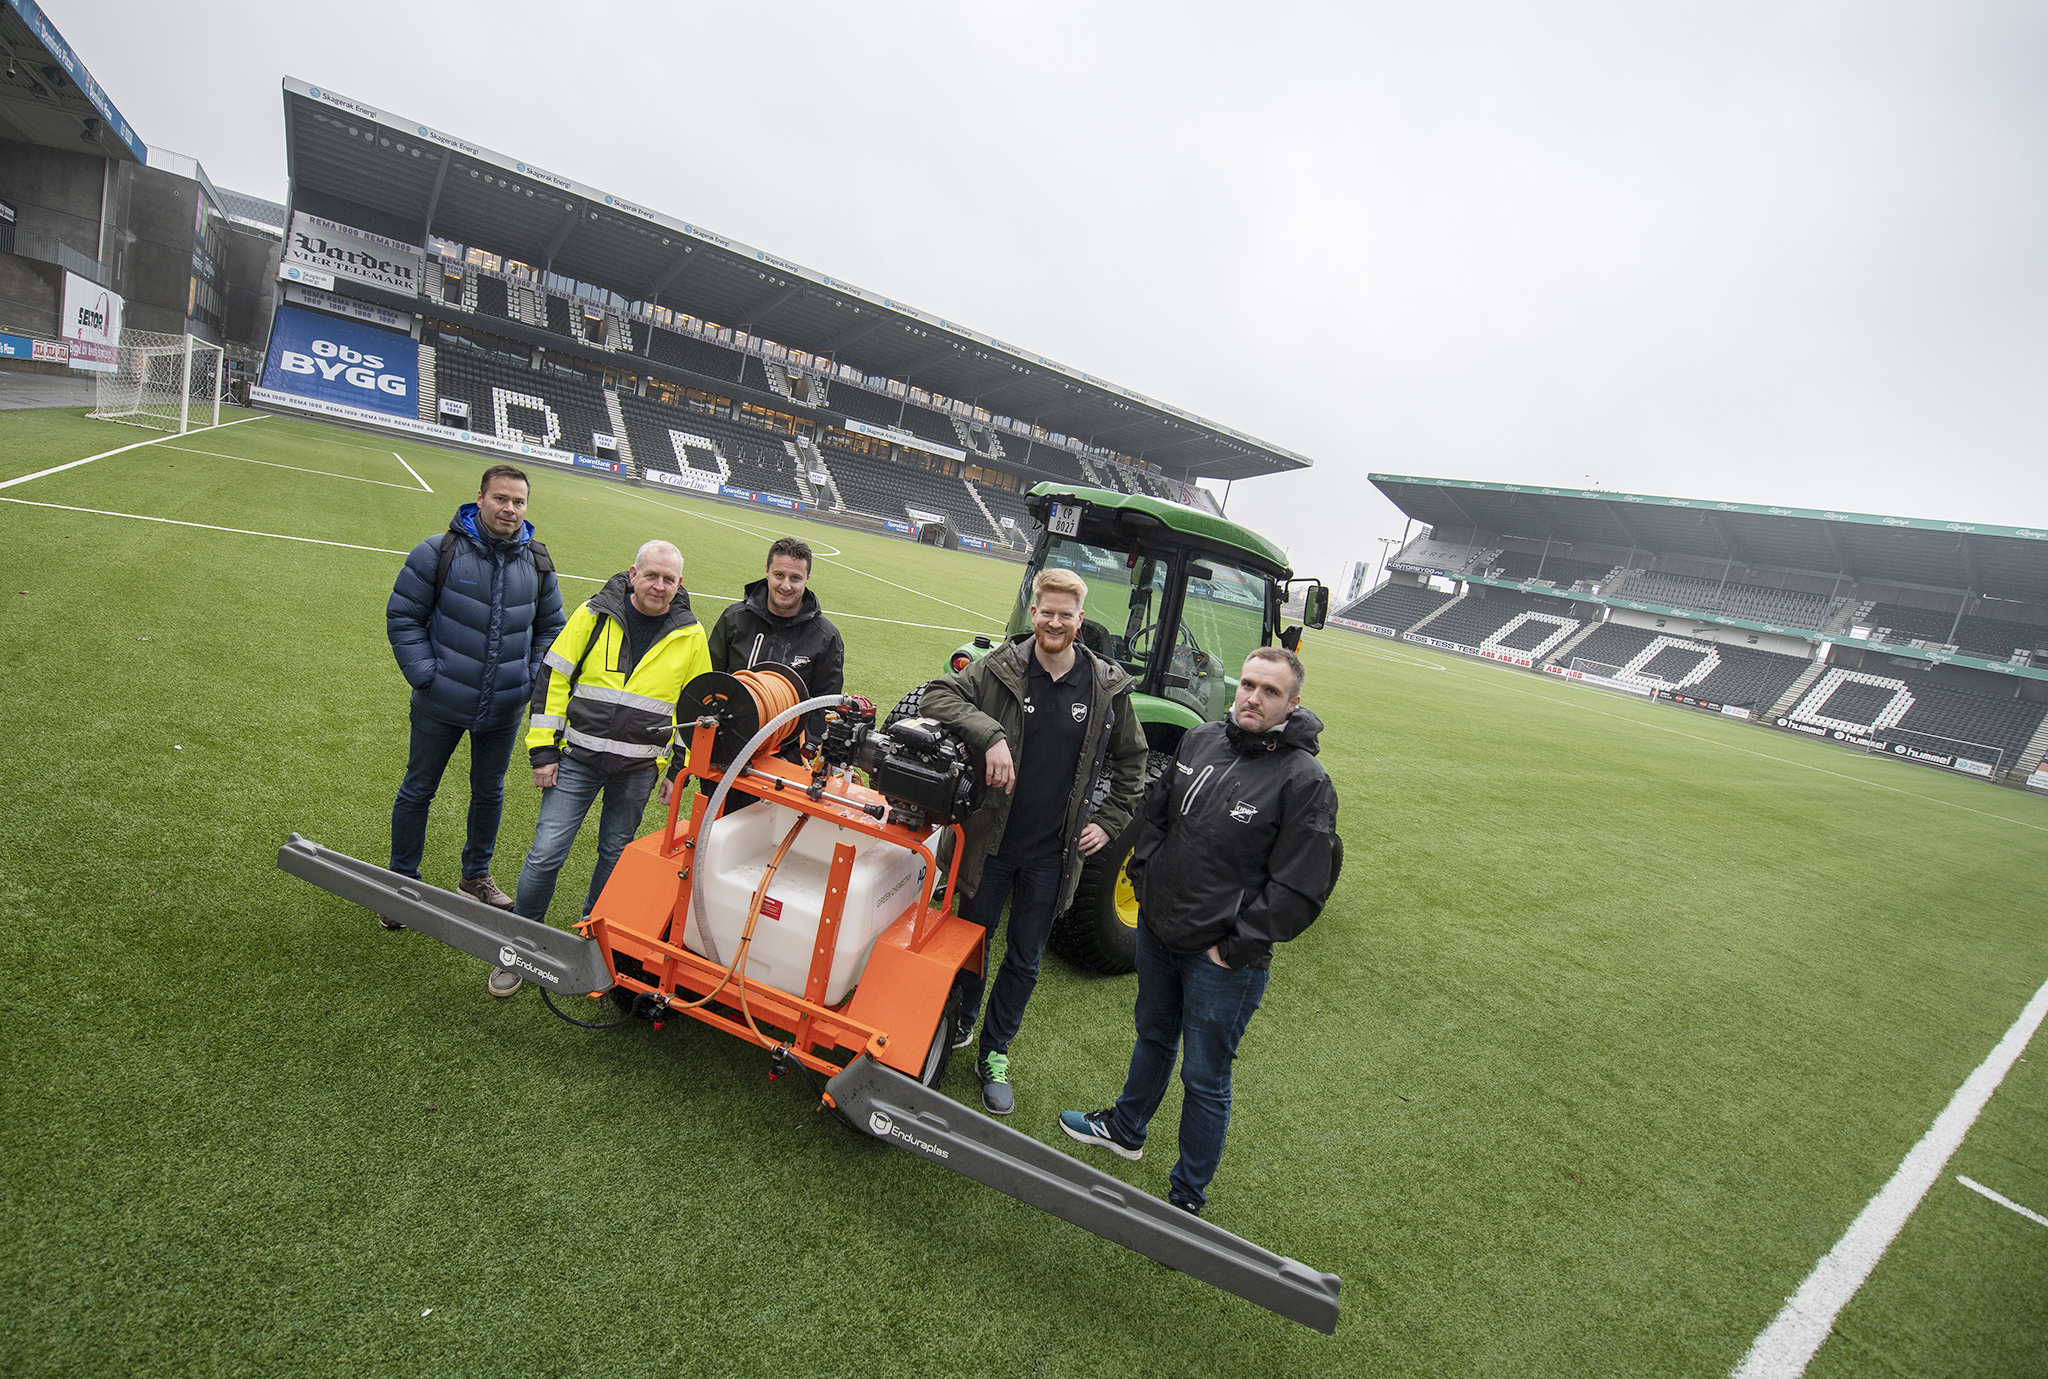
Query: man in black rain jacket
1058 646 1338 1214
706 536 845 758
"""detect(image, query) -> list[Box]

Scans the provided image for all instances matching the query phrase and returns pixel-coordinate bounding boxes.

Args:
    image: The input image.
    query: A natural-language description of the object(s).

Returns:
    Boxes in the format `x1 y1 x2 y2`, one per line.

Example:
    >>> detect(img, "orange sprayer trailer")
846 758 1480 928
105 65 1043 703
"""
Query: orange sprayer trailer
279 666 1340 1333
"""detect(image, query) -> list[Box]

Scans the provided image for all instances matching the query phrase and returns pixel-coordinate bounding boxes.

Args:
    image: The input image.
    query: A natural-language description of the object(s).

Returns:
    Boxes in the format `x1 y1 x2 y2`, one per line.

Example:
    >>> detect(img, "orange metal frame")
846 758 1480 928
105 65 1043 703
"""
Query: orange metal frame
574 717 984 1080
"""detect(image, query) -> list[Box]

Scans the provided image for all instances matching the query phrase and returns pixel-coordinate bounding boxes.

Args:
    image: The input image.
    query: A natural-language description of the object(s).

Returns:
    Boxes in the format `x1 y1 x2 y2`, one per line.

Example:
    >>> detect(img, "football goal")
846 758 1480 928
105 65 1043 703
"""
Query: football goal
88 329 225 434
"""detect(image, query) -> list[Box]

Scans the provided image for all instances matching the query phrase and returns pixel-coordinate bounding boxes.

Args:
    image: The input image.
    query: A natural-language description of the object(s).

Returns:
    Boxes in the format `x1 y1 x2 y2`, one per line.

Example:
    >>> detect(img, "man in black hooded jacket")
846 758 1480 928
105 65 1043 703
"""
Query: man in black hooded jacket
706 536 844 759
1058 646 1338 1214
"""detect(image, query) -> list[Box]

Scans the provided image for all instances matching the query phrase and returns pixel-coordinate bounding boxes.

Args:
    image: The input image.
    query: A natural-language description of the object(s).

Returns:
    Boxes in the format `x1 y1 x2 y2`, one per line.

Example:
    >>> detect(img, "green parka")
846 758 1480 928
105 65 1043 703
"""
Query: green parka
918 633 1149 910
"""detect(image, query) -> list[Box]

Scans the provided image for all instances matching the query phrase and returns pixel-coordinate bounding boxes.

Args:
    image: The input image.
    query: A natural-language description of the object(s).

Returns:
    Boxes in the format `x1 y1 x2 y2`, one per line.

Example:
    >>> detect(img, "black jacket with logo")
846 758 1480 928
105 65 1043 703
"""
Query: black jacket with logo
1129 708 1339 969
706 578 846 747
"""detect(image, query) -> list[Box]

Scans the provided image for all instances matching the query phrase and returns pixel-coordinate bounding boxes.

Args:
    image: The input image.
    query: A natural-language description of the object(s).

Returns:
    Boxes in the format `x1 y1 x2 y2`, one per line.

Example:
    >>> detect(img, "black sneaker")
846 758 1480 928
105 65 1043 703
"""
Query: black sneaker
1168 1192 1202 1216
951 1018 977 1051
977 1051 1014 1116
1058 1108 1142 1160
376 914 405 931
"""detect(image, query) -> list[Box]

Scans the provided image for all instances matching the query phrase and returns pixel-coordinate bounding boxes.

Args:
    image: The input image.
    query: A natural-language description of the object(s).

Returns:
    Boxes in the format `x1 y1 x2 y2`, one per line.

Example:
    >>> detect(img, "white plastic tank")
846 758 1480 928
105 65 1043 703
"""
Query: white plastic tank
688 799 930 1005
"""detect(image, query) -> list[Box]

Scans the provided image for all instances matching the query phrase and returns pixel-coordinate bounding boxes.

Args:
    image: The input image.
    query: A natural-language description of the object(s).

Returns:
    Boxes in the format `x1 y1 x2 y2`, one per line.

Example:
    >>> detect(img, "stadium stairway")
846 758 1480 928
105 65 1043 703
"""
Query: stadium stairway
603 390 636 475
782 441 816 504
960 478 1010 546
1766 660 1828 720
1404 593 1465 635
1545 620 1604 667
416 345 438 424
2011 715 2048 782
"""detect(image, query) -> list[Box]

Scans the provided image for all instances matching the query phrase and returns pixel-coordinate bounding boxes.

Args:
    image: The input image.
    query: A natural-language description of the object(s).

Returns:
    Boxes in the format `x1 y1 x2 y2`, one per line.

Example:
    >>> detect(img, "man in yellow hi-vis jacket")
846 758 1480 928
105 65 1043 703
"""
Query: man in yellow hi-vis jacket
497 539 710 997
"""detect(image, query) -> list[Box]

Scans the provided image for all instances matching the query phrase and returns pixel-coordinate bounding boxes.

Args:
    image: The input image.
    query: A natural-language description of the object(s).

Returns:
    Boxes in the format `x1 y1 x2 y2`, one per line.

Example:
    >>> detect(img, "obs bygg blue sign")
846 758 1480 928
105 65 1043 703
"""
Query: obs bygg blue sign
262 304 418 418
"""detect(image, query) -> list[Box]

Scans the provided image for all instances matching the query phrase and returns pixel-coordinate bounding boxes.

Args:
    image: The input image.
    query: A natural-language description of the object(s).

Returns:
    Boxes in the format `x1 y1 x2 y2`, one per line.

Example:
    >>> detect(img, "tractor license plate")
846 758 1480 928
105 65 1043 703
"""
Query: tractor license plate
1048 503 1082 536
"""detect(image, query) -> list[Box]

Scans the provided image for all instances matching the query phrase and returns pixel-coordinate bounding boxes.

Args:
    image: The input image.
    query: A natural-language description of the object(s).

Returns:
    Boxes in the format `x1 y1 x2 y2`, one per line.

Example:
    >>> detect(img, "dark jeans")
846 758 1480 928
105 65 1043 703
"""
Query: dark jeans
390 708 520 882
513 756 658 922
959 856 1063 1057
1110 920 1271 1208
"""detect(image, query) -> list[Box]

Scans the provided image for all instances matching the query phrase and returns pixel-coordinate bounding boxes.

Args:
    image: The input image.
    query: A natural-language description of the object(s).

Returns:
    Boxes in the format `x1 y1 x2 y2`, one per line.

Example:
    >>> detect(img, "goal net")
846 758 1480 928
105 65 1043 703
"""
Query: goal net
88 329 225 434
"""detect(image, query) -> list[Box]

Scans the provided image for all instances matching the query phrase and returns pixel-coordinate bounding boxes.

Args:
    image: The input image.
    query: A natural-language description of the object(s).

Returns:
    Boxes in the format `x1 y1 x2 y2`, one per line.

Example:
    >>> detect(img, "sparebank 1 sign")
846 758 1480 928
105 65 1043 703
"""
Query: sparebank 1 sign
284 212 423 297
262 304 418 418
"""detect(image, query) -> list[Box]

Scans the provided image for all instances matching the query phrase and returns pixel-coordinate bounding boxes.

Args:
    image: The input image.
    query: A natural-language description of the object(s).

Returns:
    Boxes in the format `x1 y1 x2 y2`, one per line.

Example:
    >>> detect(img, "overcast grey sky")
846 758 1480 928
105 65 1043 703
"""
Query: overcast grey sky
62 1 2048 584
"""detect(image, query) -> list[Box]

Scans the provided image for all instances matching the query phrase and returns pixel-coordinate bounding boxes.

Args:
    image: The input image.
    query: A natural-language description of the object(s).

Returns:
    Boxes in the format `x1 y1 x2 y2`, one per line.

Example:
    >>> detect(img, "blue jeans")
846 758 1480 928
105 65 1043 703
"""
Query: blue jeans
1110 921 1271 1208
959 856 1063 1057
513 756 658 922
390 708 520 881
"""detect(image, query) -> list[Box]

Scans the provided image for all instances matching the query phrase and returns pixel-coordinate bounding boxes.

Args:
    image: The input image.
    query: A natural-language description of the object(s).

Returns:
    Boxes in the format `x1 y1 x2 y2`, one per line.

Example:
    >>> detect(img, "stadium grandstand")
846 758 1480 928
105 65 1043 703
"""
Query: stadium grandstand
250 77 1312 551
1335 475 2048 791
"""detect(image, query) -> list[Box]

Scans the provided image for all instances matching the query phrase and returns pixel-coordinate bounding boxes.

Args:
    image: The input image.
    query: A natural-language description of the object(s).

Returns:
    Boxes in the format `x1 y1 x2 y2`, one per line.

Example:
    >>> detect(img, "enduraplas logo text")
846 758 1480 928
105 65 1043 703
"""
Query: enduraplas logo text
867 1110 949 1159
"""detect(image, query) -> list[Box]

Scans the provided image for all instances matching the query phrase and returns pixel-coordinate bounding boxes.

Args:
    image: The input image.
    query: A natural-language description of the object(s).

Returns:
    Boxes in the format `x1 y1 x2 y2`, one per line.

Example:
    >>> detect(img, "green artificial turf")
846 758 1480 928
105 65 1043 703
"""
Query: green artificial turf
2 408 2045 1377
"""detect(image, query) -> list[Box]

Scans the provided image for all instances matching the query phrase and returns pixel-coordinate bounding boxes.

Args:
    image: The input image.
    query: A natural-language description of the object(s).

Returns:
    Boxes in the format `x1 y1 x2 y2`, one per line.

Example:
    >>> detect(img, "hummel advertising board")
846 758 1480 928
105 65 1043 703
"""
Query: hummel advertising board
262 304 418 418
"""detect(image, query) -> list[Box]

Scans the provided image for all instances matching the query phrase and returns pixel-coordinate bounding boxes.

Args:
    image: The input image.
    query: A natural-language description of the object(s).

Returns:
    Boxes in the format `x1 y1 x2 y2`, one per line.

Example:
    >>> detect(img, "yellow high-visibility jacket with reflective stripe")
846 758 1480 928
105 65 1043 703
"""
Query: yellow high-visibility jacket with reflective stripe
526 572 712 778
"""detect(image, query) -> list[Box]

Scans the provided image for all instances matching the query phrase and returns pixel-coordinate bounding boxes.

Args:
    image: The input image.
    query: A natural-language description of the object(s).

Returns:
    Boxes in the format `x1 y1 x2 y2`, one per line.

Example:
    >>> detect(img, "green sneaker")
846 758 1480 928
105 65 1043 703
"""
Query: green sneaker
977 1051 1014 1116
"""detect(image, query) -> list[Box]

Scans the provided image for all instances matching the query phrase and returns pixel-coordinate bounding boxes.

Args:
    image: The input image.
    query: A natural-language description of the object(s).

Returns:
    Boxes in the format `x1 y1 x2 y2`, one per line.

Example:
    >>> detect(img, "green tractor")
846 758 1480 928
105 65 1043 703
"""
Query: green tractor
897 482 1334 974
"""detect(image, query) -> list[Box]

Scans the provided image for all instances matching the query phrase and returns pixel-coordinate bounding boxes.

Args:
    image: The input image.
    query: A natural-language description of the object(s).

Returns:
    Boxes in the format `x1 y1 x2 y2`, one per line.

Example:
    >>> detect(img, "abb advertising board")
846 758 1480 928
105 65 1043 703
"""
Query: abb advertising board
261 304 418 418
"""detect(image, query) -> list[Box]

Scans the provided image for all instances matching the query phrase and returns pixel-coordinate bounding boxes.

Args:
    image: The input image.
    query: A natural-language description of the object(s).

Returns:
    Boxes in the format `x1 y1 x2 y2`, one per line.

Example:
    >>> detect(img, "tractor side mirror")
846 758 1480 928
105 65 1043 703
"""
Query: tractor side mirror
1304 583 1329 630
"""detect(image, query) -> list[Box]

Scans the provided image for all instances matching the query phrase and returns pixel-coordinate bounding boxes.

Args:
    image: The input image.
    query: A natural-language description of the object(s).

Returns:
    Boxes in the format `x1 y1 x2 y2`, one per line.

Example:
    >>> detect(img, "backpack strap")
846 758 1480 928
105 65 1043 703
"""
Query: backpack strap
528 539 554 577
432 530 458 602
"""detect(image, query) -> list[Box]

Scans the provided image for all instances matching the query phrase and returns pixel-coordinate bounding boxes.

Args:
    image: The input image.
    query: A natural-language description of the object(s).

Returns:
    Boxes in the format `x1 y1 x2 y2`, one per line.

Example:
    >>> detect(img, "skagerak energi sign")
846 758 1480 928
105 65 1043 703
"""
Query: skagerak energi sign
262 304 418 418
285 212 423 297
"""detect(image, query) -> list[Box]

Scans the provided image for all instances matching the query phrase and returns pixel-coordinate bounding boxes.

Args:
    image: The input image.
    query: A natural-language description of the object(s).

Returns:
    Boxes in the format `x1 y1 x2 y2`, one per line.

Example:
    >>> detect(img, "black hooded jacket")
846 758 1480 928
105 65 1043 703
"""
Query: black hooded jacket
1128 707 1339 969
707 578 846 748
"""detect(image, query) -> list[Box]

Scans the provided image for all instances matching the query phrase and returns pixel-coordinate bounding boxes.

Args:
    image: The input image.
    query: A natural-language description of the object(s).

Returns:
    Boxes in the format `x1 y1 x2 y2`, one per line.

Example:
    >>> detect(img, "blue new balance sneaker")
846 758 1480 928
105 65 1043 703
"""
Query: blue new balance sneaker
1058 1108 1142 1160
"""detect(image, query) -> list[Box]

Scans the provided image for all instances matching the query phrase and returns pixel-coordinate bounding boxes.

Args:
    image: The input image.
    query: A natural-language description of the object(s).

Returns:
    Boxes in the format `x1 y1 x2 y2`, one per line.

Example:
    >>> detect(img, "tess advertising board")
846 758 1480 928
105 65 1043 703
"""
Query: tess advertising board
262 304 418 418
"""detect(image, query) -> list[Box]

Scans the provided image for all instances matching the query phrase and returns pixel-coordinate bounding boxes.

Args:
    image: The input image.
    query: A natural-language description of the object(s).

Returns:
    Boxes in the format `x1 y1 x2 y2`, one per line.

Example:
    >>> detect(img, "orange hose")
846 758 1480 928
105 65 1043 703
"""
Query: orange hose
734 668 802 759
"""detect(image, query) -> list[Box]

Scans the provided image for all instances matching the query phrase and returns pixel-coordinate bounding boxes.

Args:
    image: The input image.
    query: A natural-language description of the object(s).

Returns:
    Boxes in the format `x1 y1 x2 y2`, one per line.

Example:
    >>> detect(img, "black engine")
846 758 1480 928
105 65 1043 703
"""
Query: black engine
818 703 982 829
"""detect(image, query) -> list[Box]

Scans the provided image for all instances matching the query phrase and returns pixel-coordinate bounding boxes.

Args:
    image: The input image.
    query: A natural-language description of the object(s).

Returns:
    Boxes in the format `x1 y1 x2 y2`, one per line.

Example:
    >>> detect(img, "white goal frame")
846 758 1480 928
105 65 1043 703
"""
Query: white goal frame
88 329 225 434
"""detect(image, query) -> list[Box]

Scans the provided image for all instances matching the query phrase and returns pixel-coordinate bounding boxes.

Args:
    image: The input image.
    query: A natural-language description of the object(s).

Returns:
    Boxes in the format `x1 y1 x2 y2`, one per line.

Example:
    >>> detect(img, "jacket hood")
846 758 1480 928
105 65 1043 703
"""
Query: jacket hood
741 577 821 627
589 569 698 632
1225 704 1324 756
452 502 533 552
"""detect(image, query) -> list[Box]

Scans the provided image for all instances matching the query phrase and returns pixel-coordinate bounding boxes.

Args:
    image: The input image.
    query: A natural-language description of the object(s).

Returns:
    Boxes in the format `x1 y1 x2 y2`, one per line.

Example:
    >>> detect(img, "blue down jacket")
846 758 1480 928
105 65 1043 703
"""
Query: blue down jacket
387 504 566 731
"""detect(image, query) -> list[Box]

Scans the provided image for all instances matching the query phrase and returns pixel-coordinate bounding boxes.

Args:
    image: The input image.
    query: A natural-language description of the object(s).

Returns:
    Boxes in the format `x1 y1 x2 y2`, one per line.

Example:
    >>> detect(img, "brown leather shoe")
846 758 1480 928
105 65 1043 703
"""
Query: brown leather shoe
458 874 516 910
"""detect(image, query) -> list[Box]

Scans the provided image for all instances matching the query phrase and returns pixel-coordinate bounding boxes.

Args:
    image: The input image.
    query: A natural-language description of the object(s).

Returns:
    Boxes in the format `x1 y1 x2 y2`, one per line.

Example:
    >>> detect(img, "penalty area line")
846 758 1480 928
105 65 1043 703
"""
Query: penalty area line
1730 972 2048 1379
1956 1176 2048 1230
395 453 432 492
0 413 268 491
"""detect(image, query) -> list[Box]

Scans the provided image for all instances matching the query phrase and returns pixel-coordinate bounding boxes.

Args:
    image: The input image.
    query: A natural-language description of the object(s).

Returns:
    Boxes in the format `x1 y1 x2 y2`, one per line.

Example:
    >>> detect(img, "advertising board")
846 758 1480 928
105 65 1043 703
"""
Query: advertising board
646 468 720 495
60 271 122 373
881 519 914 534
261 304 418 418
248 387 579 467
284 281 413 332
572 455 622 475
1404 632 1481 655
1328 616 1399 637
1542 664 1655 698
284 212 424 297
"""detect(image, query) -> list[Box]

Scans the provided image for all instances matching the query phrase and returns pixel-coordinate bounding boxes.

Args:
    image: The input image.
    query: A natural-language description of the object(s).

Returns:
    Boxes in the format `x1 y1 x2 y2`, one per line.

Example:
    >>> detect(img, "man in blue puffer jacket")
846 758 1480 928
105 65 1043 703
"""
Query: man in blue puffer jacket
383 465 565 923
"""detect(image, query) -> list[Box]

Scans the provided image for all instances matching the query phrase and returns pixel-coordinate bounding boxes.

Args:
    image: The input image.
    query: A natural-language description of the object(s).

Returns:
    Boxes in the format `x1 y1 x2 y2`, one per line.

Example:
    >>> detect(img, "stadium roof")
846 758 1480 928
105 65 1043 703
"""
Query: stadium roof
1371 474 2048 605
0 0 145 163
279 76 1310 483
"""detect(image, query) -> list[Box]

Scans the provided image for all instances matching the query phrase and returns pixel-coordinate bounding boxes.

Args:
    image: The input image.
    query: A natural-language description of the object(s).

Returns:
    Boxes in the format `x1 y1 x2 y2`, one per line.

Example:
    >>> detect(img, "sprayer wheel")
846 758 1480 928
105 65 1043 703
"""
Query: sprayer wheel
919 973 972 1088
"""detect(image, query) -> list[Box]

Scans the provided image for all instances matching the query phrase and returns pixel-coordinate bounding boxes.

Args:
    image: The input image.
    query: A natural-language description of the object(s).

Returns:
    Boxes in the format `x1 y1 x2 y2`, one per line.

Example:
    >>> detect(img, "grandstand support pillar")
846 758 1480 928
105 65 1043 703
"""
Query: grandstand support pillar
419 151 451 246
541 200 583 275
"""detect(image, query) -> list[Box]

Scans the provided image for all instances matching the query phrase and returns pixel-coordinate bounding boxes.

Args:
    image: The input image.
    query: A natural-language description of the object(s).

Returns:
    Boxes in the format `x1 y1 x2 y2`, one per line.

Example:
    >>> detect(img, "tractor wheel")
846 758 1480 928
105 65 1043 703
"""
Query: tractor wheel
884 684 928 729
1048 750 1174 975
919 972 973 1088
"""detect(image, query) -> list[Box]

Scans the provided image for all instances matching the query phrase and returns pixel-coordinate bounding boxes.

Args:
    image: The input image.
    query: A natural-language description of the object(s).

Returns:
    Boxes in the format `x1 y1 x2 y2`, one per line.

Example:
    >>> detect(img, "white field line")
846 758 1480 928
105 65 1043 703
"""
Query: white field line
615 487 842 557
394 453 432 492
1731 973 2048 1379
0 497 984 636
622 488 998 625
1374 642 2048 835
1956 1175 2048 1229
0 413 267 491
159 444 430 491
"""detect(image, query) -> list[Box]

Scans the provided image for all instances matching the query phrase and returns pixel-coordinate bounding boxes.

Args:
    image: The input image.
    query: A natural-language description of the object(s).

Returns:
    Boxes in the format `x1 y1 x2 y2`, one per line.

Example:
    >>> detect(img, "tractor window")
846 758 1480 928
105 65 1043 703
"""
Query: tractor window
1039 536 1169 680
1164 557 1275 721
